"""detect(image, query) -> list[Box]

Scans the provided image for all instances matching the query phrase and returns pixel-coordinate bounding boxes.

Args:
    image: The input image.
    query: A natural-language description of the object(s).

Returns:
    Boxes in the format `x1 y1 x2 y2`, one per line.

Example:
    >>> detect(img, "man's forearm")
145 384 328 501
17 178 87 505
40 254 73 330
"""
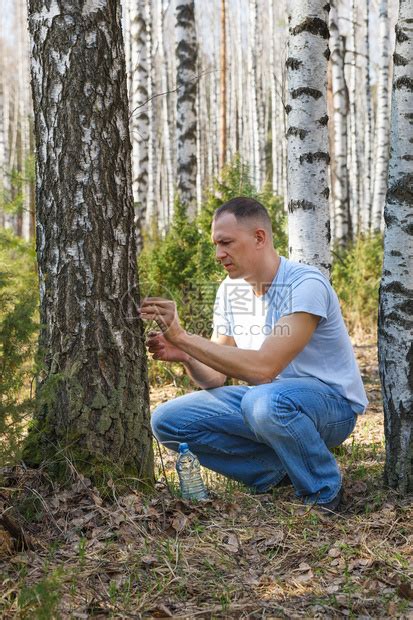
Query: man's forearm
175 332 273 385
182 355 226 389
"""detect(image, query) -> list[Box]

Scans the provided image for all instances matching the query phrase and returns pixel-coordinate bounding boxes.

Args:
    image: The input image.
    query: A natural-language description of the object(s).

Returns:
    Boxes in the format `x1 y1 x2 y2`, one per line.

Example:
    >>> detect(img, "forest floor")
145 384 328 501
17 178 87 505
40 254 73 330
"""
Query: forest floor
1 338 413 619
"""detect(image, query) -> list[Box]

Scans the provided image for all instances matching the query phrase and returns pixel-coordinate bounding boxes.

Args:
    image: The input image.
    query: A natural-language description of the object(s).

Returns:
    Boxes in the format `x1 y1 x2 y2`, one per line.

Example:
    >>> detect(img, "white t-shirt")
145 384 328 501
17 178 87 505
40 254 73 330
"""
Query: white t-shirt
213 256 368 414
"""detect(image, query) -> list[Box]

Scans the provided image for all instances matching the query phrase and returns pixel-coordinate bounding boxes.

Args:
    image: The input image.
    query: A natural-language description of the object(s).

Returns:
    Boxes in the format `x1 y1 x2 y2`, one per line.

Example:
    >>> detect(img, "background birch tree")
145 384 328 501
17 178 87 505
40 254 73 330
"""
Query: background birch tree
175 0 198 218
25 0 153 484
286 0 331 276
378 0 413 495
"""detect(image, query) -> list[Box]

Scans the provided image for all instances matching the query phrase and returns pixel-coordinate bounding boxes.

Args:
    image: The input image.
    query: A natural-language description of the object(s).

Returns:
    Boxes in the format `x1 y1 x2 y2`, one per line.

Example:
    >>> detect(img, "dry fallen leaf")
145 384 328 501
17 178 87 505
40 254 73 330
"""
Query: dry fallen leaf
0 528 13 557
171 512 188 533
222 532 240 554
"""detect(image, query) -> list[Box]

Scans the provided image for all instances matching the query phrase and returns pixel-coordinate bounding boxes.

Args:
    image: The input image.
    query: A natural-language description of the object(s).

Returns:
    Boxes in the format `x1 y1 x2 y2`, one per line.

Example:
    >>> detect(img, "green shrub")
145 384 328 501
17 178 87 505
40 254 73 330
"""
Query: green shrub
0 231 38 465
332 234 383 336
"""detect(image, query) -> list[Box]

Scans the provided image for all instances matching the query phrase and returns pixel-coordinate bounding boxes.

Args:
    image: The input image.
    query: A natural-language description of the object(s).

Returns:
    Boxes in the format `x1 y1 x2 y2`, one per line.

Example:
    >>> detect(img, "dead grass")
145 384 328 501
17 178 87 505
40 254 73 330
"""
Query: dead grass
1 340 413 619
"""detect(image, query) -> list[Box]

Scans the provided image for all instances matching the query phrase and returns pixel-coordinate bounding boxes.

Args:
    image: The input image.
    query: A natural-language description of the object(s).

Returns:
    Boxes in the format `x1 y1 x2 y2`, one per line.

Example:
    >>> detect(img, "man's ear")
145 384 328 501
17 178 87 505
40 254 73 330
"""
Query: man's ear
255 228 267 247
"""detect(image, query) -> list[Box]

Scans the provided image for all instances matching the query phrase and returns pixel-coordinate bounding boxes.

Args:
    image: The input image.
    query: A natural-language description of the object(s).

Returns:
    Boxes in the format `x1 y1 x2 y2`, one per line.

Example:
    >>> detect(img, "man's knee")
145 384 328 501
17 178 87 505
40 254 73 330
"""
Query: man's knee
241 386 296 434
151 401 179 445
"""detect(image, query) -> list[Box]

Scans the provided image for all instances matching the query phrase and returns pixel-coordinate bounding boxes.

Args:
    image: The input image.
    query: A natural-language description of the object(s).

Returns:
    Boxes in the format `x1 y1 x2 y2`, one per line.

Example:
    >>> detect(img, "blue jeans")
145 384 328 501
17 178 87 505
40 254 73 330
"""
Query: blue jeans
151 377 357 504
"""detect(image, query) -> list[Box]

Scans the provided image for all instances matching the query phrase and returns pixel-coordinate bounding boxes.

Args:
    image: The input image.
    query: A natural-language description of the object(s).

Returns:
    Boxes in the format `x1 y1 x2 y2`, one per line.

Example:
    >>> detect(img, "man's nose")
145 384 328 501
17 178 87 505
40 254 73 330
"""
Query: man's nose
215 246 227 260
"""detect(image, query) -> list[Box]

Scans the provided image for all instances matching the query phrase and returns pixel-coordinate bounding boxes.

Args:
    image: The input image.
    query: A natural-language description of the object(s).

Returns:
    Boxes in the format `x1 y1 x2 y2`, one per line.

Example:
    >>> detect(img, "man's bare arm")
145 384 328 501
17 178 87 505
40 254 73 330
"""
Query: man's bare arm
146 330 235 389
182 334 235 389
140 298 320 385
175 313 319 384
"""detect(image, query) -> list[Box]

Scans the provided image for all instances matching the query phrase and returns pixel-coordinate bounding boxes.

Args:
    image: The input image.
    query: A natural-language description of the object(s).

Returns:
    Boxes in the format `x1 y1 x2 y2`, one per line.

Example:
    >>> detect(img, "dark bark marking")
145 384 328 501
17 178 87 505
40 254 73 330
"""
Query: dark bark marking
394 77 413 92
395 24 409 43
291 87 322 100
323 47 331 60
288 199 317 213
322 187 330 199
286 126 309 139
291 17 329 39
299 151 330 164
390 250 402 257
285 104 292 114
393 53 409 66
286 57 302 70
387 174 413 205
318 114 329 126
323 3 331 11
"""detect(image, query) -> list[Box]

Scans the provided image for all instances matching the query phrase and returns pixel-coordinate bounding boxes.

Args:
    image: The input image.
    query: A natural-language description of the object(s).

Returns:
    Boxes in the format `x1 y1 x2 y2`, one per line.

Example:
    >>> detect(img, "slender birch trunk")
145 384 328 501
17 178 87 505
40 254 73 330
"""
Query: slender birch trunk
347 0 360 235
17 0 32 241
362 0 373 232
176 0 198 218
145 0 156 229
158 0 174 228
286 0 331 277
220 0 227 170
129 0 149 252
372 0 391 233
378 0 413 495
329 0 350 246
25 0 153 482
247 0 261 189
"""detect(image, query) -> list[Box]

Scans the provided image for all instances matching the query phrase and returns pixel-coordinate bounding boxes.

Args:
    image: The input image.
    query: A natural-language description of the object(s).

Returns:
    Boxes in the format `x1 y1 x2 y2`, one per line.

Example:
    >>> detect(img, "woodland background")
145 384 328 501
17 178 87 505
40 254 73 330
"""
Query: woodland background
0 0 412 618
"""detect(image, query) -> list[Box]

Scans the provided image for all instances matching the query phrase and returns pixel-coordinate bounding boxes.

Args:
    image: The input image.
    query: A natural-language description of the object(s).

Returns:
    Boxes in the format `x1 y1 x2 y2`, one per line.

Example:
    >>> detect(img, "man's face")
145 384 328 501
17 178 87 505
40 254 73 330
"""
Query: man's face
211 213 259 279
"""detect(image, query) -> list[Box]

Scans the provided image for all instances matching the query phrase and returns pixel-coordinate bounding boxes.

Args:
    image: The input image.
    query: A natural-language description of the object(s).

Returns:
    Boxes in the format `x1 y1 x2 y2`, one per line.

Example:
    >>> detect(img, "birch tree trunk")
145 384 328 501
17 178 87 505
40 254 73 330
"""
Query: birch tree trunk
145 0 156 229
26 0 153 484
176 0 198 218
329 0 350 246
372 0 391 233
378 0 413 495
17 0 32 242
219 0 227 170
247 0 261 189
129 0 149 252
362 0 373 232
158 0 174 229
347 0 360 235
286 0 331 277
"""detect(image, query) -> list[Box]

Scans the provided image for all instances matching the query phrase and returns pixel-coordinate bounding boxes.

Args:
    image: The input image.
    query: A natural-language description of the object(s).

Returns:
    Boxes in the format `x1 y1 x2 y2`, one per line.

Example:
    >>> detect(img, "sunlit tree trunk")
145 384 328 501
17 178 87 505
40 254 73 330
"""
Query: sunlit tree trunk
372 0 391 233
176 0 198 218
129 0 149 252
145 0 156 229
286 0 331 277
220 0 227 170
26 0 153 483
329 0 350 246
247 0 261 189
347 0 360 235
159 0 174 229
378 0 413 495
362 0 373 233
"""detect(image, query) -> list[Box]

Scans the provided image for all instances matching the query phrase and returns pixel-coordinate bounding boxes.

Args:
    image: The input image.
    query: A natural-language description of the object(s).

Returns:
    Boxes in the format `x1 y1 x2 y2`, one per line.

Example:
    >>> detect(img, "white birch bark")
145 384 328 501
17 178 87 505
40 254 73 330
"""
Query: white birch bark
372 0 391 233
247 0 261 189
362 0 373 232
145 0 156 228
378 0 413 494
129 0 149 250
158 0 174 227
17 0 32 241
286 0 331 277
329 0 350 246
175 0 198 218
347 0 360 235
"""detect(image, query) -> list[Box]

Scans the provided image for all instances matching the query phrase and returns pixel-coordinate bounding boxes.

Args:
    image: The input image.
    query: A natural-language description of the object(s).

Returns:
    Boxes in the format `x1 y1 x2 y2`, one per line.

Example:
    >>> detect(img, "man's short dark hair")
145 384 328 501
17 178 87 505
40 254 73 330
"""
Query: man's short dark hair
213 197 273 233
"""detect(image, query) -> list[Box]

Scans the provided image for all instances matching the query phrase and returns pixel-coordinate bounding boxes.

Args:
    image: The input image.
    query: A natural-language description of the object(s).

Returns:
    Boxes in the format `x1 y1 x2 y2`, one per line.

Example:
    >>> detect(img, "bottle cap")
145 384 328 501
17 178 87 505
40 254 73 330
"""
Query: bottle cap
178 442 189 454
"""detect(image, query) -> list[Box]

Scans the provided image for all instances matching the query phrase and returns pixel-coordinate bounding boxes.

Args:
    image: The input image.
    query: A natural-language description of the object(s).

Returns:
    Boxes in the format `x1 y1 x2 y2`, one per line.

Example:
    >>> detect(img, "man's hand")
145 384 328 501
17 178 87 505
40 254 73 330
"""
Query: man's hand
139 297 186 344
147 331 190 363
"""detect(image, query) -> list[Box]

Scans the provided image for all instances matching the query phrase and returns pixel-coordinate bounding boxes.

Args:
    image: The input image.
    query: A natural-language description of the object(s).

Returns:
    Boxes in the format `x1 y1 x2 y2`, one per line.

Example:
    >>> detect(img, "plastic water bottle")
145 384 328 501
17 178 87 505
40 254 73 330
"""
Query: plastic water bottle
176 443 208 500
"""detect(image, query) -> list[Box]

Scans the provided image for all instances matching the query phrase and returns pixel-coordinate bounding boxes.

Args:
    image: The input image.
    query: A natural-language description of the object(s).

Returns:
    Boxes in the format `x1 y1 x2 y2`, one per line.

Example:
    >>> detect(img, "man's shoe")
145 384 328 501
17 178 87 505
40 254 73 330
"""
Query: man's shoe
317 487 343 514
